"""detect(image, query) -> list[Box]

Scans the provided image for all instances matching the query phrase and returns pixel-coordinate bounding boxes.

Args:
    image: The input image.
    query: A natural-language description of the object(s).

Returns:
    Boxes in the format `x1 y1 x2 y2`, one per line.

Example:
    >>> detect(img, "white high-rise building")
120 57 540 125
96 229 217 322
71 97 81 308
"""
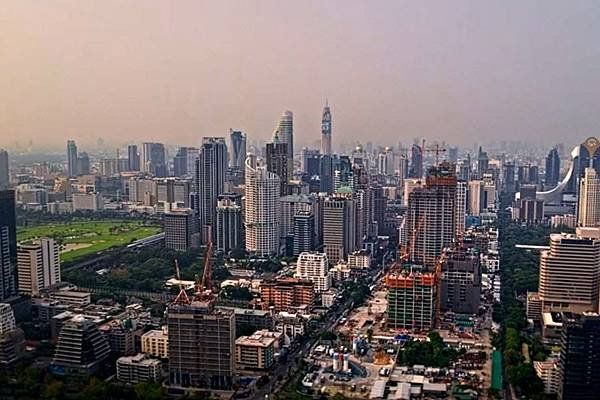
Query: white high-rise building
273 111 293 181
578 167 600 228
17 238 61 296
245 156 280 256
296 252 331 292
455 181 467 236
0 303 16 335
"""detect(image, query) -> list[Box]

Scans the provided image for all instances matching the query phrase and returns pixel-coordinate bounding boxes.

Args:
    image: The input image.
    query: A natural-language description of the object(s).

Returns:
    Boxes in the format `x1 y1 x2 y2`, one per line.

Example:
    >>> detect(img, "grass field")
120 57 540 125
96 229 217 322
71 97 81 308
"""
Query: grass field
17 220 162 263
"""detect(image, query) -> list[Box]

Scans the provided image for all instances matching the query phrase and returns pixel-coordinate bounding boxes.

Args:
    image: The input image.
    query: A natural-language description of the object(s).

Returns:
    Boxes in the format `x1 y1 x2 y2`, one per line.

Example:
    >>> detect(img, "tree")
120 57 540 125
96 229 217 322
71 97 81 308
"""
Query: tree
134 382 165 400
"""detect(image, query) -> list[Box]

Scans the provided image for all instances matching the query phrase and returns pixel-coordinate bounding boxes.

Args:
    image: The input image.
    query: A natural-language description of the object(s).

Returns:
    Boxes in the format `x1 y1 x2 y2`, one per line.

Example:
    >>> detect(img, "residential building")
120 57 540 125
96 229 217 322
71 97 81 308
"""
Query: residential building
578 167 600 227
293 211 315 256
17 238 61 296
141 142 167 177
127 144 140 171
245 156 280 256
296 252 331 292
534 358 560 395
72 192 103 211
272 111 293 181
215 194 243 252
117 353 162 383
266 138 289 196
164 209 197 251
141 327 168 358
440 248 481 314
260 278 315 312
235 331 277 371
0 303 25 366
322 193 356 263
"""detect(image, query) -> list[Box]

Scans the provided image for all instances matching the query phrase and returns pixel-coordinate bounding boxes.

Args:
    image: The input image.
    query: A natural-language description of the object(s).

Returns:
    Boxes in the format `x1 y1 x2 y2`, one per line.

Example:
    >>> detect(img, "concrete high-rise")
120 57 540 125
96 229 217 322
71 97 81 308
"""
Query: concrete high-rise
0 149 8 189
557 312 600 400
266 135 289 196
320 101 332 155
127 144 140 171
164 209 197 252
215 194 243 253
440 248 481 314
67 140 78 177
273 111 293 181
405 163 457 268
17 238 61 296
296 252 331 292
293 211 315 256
167 300 235 390
195 137 228 243
538 230 600 314
142 142 167 177
577 167 600 227
0 190 16 301
245 156 280 256
229 130 247 172
386 266 437 330
545 148 561 189
322 193 356 263
408 144 423 178
173 147 189 177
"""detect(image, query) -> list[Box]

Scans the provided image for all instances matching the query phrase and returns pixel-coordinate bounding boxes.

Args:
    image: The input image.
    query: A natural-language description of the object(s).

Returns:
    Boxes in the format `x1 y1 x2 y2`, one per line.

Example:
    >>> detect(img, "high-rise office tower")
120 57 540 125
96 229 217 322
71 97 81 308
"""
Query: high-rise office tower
266 135 289 196
319 154 334 193
538 230 600 313
245 156 280 256
195 137 227 243
280 194 315 239
155 178 191 212
476 146 489 179
455 181 467 236
173 147 189 177
0 149 8 189
0 190 16 301
167 300 235 390
296 252 331 292
229 130 247 172
67 140 78 177
320 101 332 156
293 211 315 256
408 144 423 178
440 248 481 314
557 312 600 400
76 152 90 175
458 159 471 182
468 180 486 216
322 193 356 263
142 142 167 177
215 194 243 253
545 148 561 189
405 163 457 268
17 238 61 296
127 145 140 171
502 162 516 193
448 147 458 164
301 148 321 176
577 167 600 227
164 209 197 252
273 111 293 181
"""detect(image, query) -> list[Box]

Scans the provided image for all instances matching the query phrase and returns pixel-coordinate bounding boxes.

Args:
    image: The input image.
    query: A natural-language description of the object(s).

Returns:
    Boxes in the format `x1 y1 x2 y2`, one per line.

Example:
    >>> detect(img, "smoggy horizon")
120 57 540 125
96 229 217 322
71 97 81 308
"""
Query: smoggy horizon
2 1 600 150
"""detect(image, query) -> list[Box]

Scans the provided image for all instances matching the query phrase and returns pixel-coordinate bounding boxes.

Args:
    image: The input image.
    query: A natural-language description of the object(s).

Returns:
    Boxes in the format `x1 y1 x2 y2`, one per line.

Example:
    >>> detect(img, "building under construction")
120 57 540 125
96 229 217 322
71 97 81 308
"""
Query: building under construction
167 299 236 391
386 265 438 331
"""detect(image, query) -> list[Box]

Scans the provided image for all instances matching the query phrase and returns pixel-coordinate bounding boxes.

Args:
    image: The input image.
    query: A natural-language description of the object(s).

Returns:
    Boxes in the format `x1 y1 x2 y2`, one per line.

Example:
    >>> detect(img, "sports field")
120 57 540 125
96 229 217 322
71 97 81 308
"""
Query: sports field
17 220 162 263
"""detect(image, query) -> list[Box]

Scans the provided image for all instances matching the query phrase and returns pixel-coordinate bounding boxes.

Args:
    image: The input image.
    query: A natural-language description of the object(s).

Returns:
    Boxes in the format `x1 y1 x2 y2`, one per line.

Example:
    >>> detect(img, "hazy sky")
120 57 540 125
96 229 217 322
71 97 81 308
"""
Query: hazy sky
2 1 600 150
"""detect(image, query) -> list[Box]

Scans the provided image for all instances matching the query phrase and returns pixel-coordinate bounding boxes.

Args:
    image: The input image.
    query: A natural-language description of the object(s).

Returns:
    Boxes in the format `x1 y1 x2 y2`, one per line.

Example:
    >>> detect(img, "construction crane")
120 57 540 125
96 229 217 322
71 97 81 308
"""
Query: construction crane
172 259 191 305
396 215 426 271
195 241 214 301
423 144 447 165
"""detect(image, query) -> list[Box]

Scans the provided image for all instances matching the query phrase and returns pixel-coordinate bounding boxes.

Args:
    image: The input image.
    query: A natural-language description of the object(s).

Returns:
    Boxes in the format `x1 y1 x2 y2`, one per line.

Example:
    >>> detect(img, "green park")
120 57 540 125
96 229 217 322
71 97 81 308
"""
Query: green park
17 220 162 264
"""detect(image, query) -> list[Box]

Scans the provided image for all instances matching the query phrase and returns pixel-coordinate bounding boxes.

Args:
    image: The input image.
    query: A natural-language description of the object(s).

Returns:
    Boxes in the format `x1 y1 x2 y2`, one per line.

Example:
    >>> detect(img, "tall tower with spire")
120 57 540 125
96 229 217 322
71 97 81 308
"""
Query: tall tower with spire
321 101 332 156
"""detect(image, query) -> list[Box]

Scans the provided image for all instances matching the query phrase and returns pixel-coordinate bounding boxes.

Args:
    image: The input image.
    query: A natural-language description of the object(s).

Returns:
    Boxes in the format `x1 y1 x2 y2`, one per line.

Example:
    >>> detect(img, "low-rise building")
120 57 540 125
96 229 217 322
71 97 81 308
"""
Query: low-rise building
116 353 162 383
534 358 560 394
141 327 168 358
235 331 277 371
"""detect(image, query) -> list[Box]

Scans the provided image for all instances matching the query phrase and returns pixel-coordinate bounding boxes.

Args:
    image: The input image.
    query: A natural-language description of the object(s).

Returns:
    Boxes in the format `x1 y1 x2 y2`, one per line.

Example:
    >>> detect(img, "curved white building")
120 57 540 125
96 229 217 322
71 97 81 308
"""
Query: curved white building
245 156 281 256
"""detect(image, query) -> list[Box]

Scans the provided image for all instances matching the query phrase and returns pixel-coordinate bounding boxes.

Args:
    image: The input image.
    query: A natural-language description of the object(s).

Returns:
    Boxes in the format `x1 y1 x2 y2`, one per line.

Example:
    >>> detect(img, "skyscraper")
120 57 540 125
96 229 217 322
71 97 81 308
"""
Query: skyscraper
141 142 167 177
577 167 600 227
319 154 334 193
245 156 280 256
440 248 481 314
0 149 8 189
167 301 235 390
173 147 189 177
557 312 600 400
408 144 423 178
322 192 356 263
229 130 247 172
127 144 140 171
293 210 315 256
476 146 489 179
215 194 243 253
273 111 293 181
195 137 228 243
0 190 16 301
297 252 331 292
266 135 289 196
164 209 197 252
17 238 61 296
405 163 457 268
67 140 78 177
545 148 561 189
320 101 332 155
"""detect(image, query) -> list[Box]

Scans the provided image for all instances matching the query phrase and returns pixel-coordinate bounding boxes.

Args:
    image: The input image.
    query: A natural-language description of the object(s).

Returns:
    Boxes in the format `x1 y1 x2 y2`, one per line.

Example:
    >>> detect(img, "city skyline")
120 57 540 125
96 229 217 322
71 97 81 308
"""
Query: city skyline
4 1 600 149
